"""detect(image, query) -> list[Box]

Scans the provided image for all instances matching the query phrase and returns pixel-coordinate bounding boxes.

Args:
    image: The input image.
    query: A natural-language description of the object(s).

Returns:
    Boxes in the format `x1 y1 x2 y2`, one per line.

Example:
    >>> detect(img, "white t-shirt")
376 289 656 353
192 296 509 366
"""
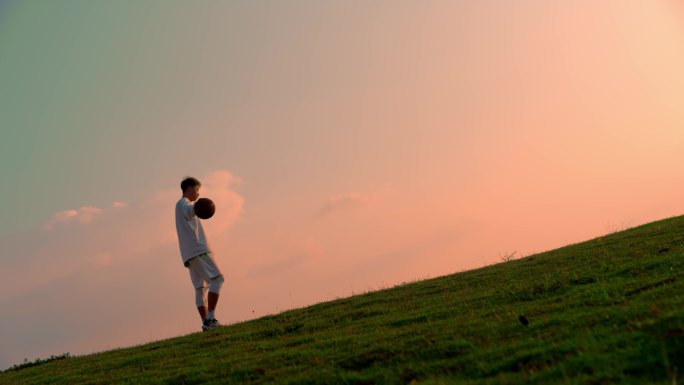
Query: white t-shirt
175 197 211 265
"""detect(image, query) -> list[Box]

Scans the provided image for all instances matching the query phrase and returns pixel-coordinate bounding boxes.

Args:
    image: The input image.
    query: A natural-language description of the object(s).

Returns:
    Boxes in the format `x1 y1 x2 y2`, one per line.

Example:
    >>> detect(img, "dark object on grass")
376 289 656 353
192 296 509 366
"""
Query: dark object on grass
8 353 71 372
194 198 216 219
519 315 529 326
658 248 670 254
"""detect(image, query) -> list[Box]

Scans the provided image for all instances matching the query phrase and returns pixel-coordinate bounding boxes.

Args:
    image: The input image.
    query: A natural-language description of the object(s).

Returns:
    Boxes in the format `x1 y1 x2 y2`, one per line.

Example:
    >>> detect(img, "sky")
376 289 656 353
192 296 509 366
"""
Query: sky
1 0 684 369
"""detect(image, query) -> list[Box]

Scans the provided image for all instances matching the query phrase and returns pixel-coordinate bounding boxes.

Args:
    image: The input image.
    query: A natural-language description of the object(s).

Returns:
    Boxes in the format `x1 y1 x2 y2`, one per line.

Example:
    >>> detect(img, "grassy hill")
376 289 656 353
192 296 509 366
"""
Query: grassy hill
1 216 683 385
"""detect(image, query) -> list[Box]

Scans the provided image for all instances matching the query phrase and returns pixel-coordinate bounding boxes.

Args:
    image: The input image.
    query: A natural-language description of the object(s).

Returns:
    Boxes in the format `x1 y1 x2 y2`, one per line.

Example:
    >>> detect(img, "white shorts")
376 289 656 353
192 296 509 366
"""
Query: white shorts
186 253 222 289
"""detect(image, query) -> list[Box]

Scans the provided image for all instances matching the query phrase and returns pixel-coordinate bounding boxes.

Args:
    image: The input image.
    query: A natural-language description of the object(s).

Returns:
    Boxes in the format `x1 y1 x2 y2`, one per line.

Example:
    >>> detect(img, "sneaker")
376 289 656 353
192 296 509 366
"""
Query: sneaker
202 317 220 331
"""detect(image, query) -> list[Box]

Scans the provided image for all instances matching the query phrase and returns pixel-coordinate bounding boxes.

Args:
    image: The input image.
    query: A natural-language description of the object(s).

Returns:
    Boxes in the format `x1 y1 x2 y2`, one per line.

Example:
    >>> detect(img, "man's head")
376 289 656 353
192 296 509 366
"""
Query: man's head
181 177 201 201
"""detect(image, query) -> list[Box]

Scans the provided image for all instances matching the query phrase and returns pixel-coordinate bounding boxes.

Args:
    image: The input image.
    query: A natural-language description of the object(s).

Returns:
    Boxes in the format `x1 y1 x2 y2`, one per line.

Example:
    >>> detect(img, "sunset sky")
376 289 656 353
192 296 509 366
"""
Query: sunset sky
1 0 684 369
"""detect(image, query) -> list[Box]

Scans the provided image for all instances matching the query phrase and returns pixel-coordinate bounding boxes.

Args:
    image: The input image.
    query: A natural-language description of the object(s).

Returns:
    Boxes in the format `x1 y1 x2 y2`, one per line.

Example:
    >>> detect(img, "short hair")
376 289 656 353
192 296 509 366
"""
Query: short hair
181 176 201 193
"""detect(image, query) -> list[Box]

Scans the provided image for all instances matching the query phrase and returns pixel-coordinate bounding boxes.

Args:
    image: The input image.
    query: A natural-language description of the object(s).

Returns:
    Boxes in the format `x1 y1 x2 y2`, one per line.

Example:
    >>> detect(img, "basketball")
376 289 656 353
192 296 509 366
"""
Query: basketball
194 197 215 219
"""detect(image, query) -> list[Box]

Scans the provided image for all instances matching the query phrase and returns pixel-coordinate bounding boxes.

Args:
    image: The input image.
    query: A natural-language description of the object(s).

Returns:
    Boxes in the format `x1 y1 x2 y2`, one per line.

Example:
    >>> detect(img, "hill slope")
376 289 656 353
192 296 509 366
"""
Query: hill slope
2 216 683 384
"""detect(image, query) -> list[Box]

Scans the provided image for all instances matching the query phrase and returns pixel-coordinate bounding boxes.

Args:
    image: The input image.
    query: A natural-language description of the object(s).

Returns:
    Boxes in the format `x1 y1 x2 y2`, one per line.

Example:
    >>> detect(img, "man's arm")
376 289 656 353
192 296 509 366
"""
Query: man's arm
179 199 196 220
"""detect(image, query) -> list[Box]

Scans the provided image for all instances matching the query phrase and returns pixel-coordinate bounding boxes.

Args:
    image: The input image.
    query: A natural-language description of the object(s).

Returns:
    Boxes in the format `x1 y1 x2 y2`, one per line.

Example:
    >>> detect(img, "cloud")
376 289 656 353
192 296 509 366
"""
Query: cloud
318 193 368 218
46 206 103 230
45 200 128 231
198 170 245 236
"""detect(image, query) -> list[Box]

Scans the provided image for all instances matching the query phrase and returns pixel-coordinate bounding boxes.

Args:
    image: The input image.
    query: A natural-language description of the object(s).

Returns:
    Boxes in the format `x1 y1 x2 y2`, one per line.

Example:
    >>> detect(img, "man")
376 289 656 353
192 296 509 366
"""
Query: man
175 176 224 331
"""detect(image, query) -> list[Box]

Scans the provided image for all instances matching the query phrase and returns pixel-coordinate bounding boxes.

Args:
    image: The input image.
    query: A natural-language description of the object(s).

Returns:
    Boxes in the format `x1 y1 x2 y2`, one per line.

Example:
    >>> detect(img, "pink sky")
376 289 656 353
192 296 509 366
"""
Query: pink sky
1 0 684 369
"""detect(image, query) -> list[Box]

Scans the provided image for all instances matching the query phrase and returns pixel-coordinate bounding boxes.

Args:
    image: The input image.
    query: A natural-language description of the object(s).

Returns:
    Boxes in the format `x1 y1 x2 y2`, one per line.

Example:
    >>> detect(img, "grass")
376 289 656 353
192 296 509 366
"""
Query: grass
1 215 683 384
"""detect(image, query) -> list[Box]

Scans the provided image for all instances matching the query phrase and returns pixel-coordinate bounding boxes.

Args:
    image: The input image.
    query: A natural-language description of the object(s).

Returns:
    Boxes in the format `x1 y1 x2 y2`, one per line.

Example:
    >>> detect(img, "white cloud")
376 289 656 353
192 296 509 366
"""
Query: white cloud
46 206 103 230
45 201 130 230
318 193 368 218
199 170 245 236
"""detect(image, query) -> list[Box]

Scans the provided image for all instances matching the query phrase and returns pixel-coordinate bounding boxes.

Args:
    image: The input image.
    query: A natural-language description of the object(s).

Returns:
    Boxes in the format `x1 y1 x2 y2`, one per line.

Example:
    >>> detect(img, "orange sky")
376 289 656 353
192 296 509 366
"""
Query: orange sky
1 0 684 369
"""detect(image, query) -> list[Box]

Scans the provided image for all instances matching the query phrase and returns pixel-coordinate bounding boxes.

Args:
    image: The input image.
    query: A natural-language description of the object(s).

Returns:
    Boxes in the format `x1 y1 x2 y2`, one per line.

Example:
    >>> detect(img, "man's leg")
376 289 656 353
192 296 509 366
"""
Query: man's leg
208 292 219 313
197 306 207 320
206 275 224 321
197 305 207 320
189 254 224 330
188 258 209 325
195 285 208 321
